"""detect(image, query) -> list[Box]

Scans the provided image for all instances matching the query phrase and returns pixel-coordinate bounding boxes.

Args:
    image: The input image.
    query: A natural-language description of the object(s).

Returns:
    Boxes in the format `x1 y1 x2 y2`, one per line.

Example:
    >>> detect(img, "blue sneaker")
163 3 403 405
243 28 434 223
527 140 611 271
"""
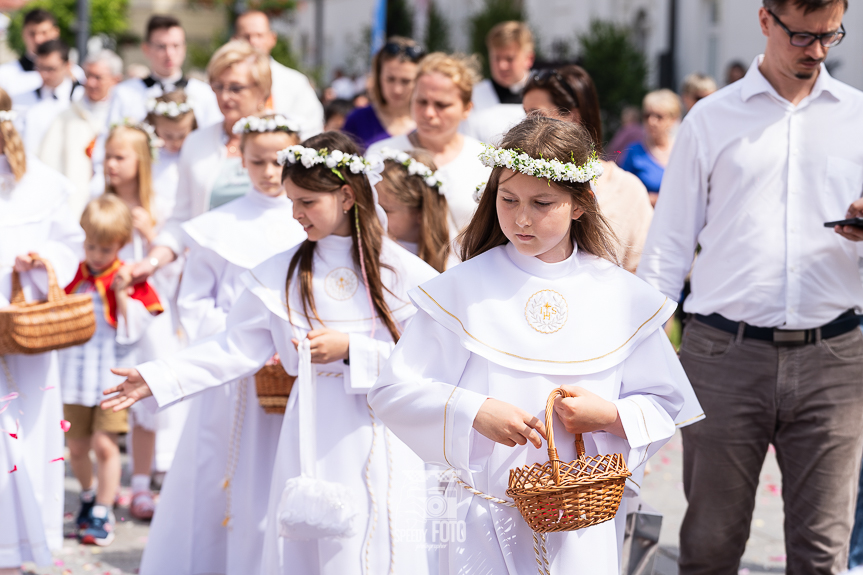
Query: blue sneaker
75 490 95 530
79 505 115 546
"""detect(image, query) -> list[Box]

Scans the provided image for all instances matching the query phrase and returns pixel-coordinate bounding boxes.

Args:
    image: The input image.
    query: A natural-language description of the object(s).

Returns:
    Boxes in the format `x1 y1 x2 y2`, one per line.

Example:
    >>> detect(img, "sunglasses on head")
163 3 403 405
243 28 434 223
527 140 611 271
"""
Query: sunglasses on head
382 42 425 61
532 69 580 109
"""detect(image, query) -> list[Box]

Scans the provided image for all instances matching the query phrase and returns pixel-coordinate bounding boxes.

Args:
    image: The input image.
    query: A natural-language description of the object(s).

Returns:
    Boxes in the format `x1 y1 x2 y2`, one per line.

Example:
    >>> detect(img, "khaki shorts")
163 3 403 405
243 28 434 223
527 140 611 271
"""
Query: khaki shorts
63 404 128 439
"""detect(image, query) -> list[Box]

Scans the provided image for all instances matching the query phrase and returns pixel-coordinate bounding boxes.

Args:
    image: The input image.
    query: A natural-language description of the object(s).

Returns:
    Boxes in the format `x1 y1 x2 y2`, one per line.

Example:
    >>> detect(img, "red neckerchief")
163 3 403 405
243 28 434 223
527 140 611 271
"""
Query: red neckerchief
65 260 163 328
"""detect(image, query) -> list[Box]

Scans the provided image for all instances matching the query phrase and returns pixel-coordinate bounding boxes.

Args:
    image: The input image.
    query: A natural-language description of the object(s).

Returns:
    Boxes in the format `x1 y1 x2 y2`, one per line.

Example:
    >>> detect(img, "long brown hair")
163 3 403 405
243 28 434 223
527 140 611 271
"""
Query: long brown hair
105 125 155 221
459 114 619 264
523 66 604 154
283 131 401 343
0 88 26 180
379 149 450 272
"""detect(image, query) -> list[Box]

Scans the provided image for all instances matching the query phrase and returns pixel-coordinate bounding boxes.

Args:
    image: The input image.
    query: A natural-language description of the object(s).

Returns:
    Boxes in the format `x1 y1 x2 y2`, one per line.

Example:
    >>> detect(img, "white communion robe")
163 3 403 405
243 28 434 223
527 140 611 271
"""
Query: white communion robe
368 134 491 232
134 235 437 575
0 156 83 567
139 188 306 575
368 242 703 575
269 58 324 140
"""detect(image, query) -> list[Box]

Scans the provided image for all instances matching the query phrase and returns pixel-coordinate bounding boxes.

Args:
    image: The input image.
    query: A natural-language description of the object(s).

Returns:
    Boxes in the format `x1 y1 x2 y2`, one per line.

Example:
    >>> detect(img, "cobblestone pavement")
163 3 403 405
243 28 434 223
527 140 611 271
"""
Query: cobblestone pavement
27 431 787 575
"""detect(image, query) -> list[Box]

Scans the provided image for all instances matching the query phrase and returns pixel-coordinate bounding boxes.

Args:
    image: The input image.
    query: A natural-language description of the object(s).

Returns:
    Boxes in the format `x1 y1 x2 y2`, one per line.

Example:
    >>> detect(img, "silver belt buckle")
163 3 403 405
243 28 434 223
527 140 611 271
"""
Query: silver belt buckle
772 329 807 345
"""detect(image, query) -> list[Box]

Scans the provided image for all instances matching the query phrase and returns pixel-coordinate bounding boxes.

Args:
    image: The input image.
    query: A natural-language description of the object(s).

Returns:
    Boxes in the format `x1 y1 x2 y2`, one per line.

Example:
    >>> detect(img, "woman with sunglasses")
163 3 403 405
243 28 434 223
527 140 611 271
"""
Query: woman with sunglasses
620 89 682 206
522 66 654 272
342 37 423 150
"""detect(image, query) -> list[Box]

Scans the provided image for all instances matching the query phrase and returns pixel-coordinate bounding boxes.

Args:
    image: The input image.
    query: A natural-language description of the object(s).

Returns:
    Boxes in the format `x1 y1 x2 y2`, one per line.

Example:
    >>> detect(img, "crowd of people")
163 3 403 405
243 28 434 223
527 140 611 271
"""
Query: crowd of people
1 0 862 574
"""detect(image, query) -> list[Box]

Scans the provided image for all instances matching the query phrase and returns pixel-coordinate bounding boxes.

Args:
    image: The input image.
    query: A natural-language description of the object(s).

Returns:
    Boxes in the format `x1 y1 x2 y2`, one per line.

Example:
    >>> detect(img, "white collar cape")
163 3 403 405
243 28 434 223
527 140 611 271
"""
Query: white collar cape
181 188 306 270
241 235 438 333
0 155 70 226
409 242 675 376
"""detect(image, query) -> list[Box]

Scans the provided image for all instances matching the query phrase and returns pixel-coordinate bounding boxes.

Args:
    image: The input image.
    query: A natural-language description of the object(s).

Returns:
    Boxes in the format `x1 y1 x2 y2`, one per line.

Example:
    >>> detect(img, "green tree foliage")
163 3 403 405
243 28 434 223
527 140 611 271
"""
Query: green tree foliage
469 0 524 78
577 20 648 131
424 0 450 53
386 0 414 39
6 0 128 56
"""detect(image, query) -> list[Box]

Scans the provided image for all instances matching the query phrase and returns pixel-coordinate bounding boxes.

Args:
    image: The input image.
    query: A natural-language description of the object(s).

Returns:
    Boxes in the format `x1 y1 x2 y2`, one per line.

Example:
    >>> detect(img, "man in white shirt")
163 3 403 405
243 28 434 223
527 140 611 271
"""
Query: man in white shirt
463 21 533 144
105 15 222 130
14 39 83 153
0 8 84 98
40 49 122 218
232 10 323 139
637 1 863 571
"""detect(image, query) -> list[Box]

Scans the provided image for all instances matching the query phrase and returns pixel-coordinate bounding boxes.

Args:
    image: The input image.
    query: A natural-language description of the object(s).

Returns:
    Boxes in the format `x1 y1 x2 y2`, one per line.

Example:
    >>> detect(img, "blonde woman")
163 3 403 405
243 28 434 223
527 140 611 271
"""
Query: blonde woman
369 52 491 231
133 40 272 283
0 88 83 575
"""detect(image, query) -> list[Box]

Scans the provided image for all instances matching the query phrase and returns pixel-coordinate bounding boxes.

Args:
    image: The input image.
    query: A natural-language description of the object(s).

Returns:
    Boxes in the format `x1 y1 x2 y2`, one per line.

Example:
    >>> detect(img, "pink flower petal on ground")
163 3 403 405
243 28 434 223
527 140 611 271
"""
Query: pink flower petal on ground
50 457 64 463
60 420 71 432
8 465 16 473
0 392 18 402
39 386 55 391
8 433 16 439
54 559 64 566
0 404 7 414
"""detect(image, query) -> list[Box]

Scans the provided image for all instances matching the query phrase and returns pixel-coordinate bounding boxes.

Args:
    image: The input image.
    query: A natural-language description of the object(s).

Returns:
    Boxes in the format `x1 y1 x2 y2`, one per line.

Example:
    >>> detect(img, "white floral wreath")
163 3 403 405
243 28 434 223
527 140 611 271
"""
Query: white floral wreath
232 114 300 135
0 110 16 123
146 99 194 119
111 119 164 160
478 143 603 188
277 145 380 182
378 147 445 195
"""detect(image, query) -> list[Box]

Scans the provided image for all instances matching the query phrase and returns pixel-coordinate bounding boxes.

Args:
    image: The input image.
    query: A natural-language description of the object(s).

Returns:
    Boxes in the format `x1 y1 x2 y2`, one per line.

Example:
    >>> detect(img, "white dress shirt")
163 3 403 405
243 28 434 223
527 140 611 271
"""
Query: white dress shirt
638 56 863 329
268 58 324 140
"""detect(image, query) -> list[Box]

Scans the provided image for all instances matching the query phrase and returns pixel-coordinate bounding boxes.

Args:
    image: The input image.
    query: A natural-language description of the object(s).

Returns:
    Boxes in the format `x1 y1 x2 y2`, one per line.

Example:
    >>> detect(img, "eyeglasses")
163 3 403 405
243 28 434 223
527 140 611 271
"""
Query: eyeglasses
768 10 845 48
531 69 580 109
211 83 252 96
381 42 425 61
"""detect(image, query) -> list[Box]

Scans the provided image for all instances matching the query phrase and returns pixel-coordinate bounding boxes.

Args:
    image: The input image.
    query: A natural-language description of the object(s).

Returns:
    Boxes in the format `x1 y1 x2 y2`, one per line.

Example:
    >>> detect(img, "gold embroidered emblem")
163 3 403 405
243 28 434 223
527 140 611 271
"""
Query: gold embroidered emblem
525 290 568 334
324 267 359 301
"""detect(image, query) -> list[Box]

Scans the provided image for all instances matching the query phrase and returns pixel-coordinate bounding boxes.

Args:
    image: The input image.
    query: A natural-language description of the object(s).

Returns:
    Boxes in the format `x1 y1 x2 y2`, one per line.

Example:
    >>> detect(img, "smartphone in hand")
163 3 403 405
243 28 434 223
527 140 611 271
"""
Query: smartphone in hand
825 217 863 228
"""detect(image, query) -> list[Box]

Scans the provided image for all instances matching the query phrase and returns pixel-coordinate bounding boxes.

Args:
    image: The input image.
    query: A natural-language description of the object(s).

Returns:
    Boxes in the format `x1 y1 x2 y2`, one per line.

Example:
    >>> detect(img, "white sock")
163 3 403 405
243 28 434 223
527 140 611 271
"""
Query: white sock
80 488 95 503
131 474 150 494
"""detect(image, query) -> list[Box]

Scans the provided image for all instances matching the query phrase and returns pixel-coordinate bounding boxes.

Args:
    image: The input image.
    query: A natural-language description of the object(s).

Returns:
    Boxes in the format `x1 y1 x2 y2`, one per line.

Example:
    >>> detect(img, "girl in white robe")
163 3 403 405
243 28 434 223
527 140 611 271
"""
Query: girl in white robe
140 114 306 575
368 115 702 575
0 101 84 572
103 132 437 575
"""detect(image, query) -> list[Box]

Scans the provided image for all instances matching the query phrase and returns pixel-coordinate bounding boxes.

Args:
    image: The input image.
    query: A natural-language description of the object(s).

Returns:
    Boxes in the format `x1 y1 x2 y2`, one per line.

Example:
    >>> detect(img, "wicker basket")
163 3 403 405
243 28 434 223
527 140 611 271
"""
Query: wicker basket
255 360 296 414
506 388 631 533
0 254 96 355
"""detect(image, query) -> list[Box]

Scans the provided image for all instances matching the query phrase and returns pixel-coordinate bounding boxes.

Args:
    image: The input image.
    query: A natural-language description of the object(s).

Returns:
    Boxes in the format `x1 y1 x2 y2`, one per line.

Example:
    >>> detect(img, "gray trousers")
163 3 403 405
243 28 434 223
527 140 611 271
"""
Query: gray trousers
678 319 863 575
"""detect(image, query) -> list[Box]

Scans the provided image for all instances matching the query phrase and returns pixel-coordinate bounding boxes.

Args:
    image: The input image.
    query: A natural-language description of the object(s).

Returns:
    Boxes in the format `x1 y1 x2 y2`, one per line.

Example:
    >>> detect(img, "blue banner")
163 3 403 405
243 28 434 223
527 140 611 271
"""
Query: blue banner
371 0 388 60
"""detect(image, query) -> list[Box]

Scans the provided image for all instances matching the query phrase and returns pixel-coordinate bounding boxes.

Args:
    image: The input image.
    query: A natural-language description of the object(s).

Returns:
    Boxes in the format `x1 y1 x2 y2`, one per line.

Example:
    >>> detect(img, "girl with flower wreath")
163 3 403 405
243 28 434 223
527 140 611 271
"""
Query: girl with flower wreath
103 131 436 575
138 113 306 575
102 121 187 519
377 147 453 272
368 115 702 574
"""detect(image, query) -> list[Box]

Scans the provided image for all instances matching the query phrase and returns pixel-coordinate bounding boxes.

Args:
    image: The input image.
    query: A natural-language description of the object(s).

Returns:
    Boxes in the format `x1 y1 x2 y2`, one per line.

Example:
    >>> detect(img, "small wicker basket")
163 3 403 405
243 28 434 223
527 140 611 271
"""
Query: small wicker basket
506 388 631 533
255 360 296 414
0 254 96 355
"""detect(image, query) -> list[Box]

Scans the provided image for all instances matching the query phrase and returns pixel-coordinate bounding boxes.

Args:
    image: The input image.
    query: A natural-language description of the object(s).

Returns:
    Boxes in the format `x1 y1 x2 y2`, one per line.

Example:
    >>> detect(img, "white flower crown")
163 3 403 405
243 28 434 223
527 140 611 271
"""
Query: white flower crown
0 110 16 123
111 119 164 160
277 145 379 182
233 114 300 136
478 143 603 186
146 99 194 119
378 147 445 195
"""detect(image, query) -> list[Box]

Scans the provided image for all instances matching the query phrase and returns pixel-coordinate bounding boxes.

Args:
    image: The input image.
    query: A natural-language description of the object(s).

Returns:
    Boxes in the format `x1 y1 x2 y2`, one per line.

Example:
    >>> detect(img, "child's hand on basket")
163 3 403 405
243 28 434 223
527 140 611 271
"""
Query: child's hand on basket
473 398 547 448
13 253 44 272
101 368 153 411
553 385 626 439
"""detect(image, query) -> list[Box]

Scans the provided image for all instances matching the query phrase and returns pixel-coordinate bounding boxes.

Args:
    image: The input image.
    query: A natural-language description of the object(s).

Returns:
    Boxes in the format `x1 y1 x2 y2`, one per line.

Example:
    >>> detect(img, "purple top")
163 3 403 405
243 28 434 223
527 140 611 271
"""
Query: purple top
342 105 390 150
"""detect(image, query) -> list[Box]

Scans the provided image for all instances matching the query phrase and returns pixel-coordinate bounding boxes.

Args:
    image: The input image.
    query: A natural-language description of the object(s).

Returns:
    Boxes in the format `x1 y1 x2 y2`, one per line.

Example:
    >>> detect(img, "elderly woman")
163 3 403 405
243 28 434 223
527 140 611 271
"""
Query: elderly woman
522 66 653 272
342 36 423 150
133 41 271 281
369 52 491 231
621 89 682 206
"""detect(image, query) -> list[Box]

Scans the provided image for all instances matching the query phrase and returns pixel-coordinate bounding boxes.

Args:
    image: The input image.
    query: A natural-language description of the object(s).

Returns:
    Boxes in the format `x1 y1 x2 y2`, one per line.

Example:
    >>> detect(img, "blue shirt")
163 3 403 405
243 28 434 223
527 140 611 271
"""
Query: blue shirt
621 142 665 193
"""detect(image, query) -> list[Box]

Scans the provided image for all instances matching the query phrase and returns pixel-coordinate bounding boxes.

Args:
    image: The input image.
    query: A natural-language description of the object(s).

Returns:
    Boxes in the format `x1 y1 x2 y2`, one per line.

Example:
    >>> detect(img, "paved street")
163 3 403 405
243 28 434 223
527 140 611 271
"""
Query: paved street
25 431 786 575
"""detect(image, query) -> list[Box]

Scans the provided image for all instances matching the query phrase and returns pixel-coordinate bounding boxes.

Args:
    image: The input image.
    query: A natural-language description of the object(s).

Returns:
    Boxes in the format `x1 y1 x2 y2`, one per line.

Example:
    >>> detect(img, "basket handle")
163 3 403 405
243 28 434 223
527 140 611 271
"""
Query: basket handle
545 388 586 486
9 253 62 305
